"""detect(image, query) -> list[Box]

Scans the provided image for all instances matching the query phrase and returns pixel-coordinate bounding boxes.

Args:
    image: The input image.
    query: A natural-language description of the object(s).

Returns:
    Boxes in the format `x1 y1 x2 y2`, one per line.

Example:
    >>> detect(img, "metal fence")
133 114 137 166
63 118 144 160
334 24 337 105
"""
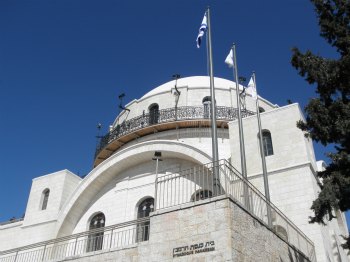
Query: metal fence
0 218 150 262
155 159 316 261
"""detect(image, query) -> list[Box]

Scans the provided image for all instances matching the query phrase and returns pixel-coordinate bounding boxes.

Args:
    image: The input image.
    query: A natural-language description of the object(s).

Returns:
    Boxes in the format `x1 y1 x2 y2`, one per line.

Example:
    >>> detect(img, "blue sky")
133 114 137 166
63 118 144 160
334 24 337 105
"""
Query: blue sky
1 0 348 230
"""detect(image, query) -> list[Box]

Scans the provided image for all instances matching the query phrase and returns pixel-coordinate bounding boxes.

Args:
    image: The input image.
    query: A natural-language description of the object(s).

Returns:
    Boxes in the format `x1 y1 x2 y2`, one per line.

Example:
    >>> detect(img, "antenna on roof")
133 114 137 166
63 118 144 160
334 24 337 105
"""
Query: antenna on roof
238 76 246 95
118 93 130 112
95 123 103 156
238 77 247 110
172 74 181 96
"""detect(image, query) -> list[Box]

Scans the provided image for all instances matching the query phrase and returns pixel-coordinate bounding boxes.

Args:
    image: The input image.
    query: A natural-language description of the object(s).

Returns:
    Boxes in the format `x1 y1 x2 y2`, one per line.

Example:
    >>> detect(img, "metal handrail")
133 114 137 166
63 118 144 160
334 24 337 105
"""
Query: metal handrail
95 106 255 158
0 218 150 258
154 159 316 261
223 160 314 246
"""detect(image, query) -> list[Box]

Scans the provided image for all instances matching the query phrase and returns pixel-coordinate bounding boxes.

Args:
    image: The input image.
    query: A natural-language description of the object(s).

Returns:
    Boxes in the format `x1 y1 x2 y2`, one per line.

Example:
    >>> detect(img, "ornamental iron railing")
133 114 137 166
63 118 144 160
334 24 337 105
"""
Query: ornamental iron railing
95 106 255 158
155 159 316 261
0 218 150 262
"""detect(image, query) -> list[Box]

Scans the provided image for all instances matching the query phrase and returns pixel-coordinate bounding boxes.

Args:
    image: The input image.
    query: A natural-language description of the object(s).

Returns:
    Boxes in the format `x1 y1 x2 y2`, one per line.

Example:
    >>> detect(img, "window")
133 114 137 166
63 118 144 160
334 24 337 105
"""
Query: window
137 198 154 242
87 213 105 252
41 189 50 210
191 189 213 201
262 130 274 156
148 104 159 125
258 107 265 113
202 96 212 119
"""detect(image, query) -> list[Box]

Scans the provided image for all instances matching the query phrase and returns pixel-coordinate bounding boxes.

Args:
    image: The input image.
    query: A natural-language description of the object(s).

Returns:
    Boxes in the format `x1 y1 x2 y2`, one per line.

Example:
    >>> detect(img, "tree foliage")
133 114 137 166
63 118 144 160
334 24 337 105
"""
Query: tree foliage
291 0 350 249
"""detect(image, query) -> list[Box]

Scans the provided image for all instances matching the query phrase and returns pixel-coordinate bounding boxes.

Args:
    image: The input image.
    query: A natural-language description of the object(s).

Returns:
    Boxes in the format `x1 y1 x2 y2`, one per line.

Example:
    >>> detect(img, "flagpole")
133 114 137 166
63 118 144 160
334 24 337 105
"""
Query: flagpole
206 7 220 189
231 44 250 210
253 72 272 227
232 44 247 179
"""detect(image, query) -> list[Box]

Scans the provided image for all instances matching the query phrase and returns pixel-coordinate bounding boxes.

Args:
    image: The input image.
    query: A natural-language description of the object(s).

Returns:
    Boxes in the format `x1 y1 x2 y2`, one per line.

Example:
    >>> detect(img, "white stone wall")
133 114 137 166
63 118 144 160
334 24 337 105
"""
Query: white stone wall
229 103 315 175
229 103 349 262
0 170 81 251
0 221 24 251
23 170 81 227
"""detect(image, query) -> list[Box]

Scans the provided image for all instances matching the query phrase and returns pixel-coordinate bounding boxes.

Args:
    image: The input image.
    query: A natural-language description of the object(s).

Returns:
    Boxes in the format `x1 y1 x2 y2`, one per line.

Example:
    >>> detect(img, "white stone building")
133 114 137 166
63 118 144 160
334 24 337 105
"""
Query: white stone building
0 76 348 262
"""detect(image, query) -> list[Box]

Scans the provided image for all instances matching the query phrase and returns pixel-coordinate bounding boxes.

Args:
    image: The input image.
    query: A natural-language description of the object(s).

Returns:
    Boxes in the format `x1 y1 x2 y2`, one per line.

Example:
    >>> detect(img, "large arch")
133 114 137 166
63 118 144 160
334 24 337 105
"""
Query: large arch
54 140 212 238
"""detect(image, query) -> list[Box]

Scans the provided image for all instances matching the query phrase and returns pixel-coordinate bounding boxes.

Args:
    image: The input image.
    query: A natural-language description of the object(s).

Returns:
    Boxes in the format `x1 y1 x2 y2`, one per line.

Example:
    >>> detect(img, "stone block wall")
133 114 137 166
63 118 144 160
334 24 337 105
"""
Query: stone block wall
229 201 308 262
59 197 311 262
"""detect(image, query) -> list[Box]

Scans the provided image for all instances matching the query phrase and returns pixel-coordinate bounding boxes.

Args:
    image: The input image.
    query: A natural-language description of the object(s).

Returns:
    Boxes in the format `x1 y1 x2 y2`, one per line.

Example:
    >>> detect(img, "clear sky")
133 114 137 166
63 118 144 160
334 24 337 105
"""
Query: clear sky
1 0 348 230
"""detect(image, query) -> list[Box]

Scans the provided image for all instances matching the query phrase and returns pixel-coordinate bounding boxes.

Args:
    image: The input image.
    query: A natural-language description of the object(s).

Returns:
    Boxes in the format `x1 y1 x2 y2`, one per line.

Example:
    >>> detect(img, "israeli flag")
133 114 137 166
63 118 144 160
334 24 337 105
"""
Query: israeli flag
246 77 257 100
225 49 234 68
196 13 207 48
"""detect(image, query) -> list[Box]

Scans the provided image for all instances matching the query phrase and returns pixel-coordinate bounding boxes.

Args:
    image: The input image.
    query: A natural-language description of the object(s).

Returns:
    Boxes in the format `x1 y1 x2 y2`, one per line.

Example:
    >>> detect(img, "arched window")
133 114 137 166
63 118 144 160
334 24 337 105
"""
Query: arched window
258 107 265 113
137 198 154 242
41 189 50 210
149 104 159 125
191 189 213 202
262 130 274 156
202 96 212 119
87 213 105 252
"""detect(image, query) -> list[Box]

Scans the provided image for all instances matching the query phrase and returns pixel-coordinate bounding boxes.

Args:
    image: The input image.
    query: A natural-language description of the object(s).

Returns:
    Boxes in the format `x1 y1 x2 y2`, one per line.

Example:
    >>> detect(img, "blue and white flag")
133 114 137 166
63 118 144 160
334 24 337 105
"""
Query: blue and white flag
196 13 207 48
225 49 234 68
246 77 257 100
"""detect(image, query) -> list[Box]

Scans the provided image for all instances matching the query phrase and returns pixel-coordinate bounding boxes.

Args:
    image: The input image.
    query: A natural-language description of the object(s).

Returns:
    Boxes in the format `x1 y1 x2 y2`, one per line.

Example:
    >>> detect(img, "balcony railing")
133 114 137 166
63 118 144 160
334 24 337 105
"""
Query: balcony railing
0 218 150 262
154 160 316 261
95 106 255 160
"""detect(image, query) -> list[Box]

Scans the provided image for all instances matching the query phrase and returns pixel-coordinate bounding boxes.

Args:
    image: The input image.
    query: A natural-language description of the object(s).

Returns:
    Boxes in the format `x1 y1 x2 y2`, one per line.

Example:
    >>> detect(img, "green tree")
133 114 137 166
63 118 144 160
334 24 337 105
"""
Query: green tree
291 0 350 249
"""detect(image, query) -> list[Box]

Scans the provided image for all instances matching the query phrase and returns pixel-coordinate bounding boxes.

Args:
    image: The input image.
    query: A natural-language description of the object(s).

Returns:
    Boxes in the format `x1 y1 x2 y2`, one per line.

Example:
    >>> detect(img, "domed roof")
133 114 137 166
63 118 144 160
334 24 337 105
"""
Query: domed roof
141 76 243 100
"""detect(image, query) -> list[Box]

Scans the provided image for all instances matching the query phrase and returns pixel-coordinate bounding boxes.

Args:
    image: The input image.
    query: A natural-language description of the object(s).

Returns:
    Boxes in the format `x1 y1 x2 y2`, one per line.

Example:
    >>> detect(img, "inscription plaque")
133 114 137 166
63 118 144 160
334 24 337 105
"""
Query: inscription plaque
173 241 215 258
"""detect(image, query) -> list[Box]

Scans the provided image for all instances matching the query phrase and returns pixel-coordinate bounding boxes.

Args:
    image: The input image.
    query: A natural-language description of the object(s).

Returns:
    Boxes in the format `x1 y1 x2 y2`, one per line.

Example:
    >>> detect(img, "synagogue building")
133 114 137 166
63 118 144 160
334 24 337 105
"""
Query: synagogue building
0 76 348 262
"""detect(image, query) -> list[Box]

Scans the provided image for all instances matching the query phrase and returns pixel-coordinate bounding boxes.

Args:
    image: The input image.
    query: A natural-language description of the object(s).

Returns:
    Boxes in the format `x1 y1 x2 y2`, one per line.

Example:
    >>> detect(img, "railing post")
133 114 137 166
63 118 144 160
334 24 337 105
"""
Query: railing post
224 161 228 197
154 177 158 211
297 231 301 252
153 155 161 210
73 237 78 256
243 178 251 212
266 202 273 229
14 251 18 262
194 166 197 202
41 245 46 262
109 229 114 249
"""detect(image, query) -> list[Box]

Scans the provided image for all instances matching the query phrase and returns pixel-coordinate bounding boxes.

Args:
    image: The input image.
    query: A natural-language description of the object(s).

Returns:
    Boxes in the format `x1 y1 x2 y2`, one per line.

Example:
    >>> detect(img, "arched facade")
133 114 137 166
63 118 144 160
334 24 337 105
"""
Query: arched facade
55 140 213 238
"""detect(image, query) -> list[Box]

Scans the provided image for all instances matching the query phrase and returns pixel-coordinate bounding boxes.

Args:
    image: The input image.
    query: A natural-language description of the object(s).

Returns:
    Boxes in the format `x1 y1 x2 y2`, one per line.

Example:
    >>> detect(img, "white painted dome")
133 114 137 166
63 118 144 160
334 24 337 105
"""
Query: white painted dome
140 76 244 100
